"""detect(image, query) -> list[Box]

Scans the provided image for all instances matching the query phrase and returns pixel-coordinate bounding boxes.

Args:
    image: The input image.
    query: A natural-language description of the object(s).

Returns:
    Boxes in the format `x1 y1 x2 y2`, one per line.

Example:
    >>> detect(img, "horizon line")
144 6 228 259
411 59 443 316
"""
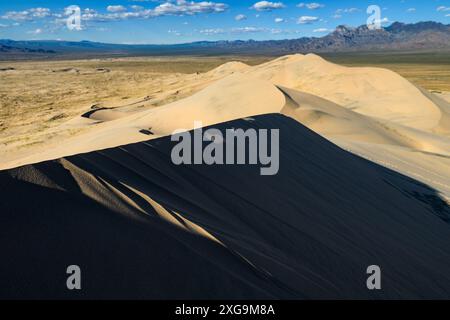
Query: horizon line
1 20 448 46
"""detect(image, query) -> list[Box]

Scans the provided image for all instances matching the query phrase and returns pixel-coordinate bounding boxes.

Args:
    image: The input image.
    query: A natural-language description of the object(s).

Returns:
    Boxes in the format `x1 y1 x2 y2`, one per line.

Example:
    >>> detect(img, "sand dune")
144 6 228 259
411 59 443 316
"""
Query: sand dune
206 61 250 77
280 86 450 156
1 115 450 299
0 74 286 169
245 54 442 131
2 55 449 199
2 54 449 168
1 54 450 299
417 87 450 136
81 108 130 122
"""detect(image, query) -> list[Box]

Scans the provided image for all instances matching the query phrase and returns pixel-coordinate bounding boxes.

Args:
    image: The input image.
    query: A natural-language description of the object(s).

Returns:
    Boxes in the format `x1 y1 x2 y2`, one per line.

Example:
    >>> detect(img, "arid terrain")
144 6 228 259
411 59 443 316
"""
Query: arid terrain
1 53 450 299
0 56 269 163
1 54 449 166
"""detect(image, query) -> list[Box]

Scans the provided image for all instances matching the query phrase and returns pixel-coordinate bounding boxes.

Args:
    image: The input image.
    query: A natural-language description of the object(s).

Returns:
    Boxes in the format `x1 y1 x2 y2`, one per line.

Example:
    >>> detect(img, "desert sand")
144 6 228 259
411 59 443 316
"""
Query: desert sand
1 54 449 197
0 54 450 298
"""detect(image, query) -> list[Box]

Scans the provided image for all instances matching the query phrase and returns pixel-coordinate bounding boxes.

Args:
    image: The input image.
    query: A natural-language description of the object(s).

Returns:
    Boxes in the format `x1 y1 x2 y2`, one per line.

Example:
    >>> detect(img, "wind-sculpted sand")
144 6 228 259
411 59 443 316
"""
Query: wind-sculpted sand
1 54 450 298
1 55 449 194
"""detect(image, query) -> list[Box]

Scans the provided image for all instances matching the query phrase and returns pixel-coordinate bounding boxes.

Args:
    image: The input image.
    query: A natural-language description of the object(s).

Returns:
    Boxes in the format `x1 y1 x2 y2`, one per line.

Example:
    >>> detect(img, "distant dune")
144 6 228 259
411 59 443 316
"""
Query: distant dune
1 54 450 299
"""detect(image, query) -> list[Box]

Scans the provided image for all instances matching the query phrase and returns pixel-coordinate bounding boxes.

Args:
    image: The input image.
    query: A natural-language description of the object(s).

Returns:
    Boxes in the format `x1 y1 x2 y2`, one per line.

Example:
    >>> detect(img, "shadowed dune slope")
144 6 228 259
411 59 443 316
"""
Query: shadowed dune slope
1 114 450 299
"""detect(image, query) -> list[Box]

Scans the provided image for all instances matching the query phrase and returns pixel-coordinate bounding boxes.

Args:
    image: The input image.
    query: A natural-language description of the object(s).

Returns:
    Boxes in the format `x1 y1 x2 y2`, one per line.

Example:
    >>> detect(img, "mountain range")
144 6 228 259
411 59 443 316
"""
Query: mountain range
0 21 449 59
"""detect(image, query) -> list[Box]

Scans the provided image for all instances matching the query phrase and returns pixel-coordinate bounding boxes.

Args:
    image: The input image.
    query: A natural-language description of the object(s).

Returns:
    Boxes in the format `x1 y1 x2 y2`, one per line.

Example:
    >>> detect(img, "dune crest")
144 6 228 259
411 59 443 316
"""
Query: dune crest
0 74 285 169
244 54 442 131
206 61 250 76
1 54 449 201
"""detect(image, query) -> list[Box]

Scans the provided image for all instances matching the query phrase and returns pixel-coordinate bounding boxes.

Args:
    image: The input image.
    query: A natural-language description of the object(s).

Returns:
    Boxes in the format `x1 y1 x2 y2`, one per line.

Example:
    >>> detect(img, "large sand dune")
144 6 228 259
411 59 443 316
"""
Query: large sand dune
246 54 443 131
1 115 450 299
1 54 450 299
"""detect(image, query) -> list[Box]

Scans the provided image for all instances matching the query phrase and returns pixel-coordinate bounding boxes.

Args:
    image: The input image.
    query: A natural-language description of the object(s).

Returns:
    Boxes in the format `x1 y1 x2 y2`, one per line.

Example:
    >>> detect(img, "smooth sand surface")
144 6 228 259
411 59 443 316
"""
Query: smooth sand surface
1 55 450 298
245 54 442 131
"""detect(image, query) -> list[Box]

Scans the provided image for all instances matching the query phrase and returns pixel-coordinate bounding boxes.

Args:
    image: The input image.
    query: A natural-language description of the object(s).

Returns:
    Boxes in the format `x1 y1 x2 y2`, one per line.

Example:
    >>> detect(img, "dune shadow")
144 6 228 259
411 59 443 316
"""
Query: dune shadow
1 113 450 299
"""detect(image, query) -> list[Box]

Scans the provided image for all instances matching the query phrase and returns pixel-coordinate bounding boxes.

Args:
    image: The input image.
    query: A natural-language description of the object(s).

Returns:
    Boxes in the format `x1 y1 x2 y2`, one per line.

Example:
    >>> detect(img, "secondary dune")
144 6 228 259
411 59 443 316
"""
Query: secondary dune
279 86 450 156
417 87 450 136
0 74 286 169
244 54 443 131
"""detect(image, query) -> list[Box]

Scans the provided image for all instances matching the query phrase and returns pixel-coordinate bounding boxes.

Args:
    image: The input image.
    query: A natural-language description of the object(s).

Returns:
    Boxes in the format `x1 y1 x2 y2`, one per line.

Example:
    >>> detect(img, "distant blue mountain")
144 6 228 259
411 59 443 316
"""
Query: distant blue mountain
1 21 449 59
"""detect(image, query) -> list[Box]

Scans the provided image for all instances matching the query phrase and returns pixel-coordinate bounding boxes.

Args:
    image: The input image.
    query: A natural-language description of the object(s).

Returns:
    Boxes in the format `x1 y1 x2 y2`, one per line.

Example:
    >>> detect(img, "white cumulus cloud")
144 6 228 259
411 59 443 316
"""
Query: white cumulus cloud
336 8 360 14
2 7 51 21
231 26 266 33
437 6 450 12
313 28 330 32
107 5 127 13
235 14 247 21
297 15 318 24
27 28 43 35
199 28 225 35
251 1 285 12
297 3 324 10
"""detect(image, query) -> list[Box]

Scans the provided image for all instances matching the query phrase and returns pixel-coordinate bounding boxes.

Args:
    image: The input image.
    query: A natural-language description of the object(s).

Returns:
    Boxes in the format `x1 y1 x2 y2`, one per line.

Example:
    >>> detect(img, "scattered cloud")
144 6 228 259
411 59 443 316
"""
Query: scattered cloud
336 8 360 14
198 26 302 36
1 7 51 21
84 8 97 14
168 29 182 36
297 3 325 10
231 26 266 33
274 17 284 23
235 14 247 21
313 28 330 33
199 28 225 35
29 8 52 18
377 17 390 24
251 1 285 12
130 5 144 11
153 1 227 15
107 5 127 13
27 28 43 35
407 8 416 13
297 16 319 24
2 2 229 26
437 6 450 12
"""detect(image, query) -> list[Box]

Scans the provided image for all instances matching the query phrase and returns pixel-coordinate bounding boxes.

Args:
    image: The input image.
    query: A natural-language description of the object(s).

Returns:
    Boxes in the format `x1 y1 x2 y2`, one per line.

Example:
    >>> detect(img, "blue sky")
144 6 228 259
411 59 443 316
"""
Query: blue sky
0 0 449 44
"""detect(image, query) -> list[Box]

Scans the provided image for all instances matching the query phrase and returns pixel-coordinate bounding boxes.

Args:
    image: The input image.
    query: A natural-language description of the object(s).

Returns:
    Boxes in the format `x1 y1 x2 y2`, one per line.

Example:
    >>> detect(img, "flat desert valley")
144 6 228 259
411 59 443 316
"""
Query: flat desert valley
1 53 450 299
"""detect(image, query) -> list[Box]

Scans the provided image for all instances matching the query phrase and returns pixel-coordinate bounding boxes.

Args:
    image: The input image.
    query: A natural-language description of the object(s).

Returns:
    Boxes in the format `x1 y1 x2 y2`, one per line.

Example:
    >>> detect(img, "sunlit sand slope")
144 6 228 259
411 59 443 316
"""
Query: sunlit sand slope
245 54 442 131
0 75 285 169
